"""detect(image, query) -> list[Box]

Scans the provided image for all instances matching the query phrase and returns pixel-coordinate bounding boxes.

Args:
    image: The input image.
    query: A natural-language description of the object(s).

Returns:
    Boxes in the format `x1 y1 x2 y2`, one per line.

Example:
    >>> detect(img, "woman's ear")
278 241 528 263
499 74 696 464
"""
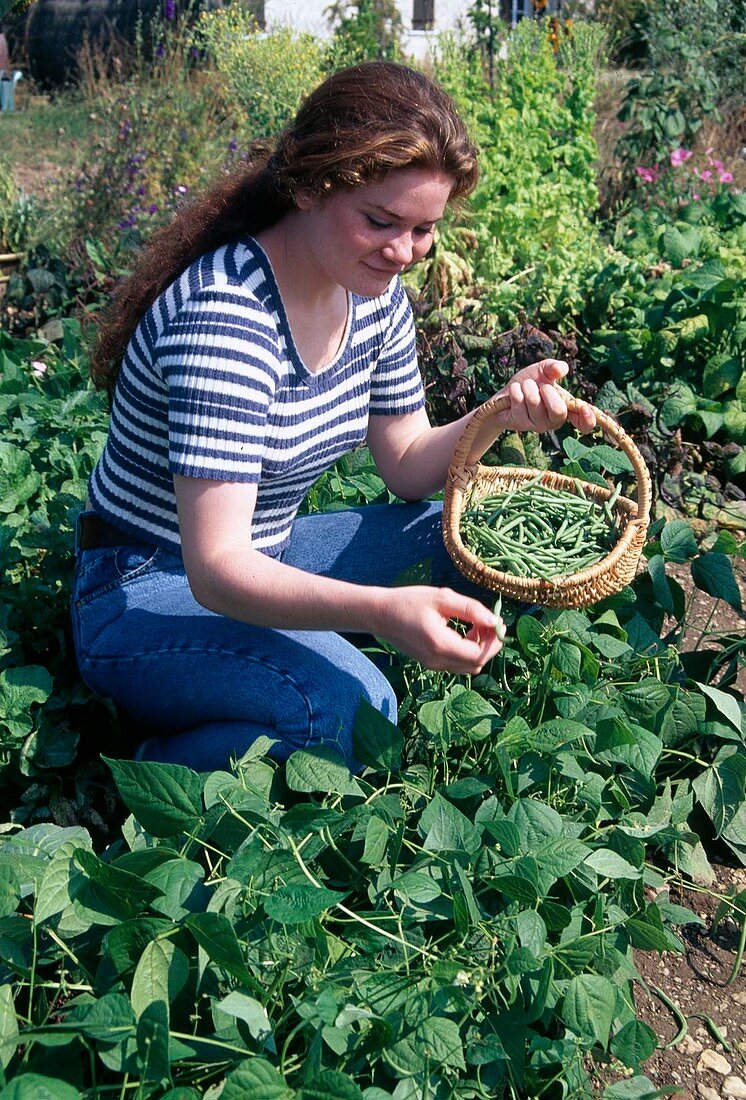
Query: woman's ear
293 190 318 211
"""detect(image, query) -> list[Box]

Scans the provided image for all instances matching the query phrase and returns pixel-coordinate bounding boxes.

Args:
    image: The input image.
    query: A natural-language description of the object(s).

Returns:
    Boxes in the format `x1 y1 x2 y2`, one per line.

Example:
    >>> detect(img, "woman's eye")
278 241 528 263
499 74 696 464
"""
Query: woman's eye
365 215 391 229
415 225 435 237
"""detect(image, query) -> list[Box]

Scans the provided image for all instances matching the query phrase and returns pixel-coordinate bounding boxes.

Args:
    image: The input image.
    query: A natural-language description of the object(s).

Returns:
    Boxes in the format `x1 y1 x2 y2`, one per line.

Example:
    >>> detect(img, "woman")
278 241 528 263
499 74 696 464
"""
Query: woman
72 61 595 771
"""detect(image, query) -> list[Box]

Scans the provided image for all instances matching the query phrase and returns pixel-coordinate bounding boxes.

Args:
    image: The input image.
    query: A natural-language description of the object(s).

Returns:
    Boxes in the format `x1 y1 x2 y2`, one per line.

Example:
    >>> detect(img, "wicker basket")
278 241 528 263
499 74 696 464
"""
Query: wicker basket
442 393 652 609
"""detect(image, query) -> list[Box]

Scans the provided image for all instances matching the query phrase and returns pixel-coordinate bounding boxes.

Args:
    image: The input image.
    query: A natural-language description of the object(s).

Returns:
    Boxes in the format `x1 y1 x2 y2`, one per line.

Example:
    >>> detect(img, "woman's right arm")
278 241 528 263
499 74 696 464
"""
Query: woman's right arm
174 475 504 676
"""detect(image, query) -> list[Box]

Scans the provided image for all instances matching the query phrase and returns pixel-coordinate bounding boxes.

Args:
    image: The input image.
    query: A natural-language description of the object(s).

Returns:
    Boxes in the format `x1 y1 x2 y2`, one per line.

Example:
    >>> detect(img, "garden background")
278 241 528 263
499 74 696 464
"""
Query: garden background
0 1 745 1097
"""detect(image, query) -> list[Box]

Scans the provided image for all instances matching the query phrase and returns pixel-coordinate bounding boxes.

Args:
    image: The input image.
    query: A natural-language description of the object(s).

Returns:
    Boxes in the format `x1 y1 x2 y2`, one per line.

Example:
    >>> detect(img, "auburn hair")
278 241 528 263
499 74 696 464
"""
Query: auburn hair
90 61 479 395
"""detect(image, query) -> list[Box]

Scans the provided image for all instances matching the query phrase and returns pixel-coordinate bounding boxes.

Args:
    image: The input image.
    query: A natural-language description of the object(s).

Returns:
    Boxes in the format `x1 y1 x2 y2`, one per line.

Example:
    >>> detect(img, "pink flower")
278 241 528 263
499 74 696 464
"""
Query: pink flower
708 157 724 172
635 165 658 184
719 171 734 184
670 148 692 166
692 193 700 201
31 360 47 377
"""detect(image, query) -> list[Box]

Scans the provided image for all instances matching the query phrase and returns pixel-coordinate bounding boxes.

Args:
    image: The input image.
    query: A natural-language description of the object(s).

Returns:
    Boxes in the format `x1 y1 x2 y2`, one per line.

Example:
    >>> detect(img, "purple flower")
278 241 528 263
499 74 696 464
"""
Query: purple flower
156 44 165 58
635 165 658 185
164 0 176 20
148 203 158 214
670 148 692 167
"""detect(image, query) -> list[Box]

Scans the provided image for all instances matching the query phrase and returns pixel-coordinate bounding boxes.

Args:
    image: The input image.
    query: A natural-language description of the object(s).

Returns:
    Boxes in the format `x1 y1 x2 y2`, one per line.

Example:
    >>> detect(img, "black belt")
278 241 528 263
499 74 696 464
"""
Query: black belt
77 513 155 551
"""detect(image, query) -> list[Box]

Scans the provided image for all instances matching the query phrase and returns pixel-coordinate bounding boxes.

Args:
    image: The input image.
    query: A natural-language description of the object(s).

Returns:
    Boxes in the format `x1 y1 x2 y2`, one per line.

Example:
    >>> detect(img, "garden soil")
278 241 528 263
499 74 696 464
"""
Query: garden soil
597 558 746 1097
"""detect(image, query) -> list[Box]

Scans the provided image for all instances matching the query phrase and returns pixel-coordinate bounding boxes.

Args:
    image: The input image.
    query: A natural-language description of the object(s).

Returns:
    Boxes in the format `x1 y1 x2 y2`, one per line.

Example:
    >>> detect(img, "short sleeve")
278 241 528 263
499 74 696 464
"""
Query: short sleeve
368 279 425 415
155 287 282 481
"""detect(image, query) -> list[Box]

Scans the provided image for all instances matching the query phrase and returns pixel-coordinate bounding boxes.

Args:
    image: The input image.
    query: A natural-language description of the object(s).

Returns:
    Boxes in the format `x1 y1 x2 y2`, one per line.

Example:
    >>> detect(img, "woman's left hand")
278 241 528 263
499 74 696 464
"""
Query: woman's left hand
497 359 596 434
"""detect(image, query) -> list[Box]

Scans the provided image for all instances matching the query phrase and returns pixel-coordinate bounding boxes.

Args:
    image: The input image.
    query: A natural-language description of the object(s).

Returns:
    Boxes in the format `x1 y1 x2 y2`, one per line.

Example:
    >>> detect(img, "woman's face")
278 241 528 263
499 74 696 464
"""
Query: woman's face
297 168 454 298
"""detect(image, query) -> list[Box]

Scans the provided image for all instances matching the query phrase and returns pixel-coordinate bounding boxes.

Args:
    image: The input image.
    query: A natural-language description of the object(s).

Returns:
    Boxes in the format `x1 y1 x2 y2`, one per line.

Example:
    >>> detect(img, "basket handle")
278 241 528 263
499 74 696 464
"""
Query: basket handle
448 392 652 523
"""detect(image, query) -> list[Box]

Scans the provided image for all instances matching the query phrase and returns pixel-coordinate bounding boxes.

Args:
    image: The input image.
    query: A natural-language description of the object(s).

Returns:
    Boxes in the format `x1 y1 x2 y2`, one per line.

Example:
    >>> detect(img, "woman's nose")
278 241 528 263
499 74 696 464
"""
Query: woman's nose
382 232 414 267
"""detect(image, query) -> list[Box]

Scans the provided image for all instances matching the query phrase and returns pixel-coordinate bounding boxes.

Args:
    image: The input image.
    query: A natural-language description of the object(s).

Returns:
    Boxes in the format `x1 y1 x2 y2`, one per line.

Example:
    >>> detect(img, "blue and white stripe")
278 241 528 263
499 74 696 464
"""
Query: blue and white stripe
88 236 424 555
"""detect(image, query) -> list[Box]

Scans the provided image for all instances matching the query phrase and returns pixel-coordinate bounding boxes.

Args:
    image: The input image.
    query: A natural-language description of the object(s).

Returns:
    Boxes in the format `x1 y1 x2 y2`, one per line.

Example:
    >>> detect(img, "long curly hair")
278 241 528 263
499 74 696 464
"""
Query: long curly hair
90 61 479 396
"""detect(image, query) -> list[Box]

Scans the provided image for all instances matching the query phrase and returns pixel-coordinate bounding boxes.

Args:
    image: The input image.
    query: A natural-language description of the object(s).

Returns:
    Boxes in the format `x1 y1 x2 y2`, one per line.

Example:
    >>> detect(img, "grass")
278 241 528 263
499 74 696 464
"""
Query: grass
1 84 100 195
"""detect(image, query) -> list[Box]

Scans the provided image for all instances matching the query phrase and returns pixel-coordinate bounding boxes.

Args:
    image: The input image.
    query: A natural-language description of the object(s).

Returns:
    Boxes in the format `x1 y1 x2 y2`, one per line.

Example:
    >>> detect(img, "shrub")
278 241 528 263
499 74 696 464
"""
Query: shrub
196 5 327 139
430 20 607 323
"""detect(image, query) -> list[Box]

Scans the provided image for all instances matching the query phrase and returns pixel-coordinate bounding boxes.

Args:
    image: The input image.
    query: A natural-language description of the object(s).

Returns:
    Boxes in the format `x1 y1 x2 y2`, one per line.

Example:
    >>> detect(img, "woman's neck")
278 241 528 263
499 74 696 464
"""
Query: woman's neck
255 211 340 310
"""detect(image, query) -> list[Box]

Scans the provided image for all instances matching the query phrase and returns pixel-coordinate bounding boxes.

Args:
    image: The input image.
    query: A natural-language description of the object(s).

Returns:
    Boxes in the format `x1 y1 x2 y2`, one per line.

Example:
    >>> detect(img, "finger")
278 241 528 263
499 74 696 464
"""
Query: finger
522 379 544 424
569 401 597 433
537 358 568 383
440 590 501 633
539 383 568 423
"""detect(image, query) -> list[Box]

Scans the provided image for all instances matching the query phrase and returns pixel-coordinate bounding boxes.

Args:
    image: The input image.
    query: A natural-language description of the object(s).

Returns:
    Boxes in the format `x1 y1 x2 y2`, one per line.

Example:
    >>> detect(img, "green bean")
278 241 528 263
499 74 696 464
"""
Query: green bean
460 479 621 581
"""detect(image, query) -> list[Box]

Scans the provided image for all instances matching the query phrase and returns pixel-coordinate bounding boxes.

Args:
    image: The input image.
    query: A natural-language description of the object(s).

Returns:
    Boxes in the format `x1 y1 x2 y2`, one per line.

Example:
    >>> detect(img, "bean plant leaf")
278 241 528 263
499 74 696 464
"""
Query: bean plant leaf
0 983 19 1069
0 1076 83 1099
691 552 742 611
185 912 253 985
104 757 204 837
0 666 53 738
221 1057 293 1100
131 939 189 1019
584 848 641 879
659 520 698 562
298 1070 365 1098
611 1016 660 1069
285 747 361 796
696 683 743 734
264 885 346 925
562 974 617 1049
419 793 481 854
136 1000 171 1089
352 698 403 771
692 753 746 837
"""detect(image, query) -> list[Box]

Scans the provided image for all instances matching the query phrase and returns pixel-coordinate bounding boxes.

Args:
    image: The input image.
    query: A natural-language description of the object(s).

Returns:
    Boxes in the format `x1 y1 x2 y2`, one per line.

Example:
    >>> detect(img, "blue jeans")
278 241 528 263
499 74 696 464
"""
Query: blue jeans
71 501 486 772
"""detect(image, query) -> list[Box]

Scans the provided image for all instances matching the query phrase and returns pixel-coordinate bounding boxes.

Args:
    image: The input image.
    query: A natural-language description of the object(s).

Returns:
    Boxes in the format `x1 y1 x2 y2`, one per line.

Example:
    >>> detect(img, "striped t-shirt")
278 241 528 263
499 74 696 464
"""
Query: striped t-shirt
88 236 425 556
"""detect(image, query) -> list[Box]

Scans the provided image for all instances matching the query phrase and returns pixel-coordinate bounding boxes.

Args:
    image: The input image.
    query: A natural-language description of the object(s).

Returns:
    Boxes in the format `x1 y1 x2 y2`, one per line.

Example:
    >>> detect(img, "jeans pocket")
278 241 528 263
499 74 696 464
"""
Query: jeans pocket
74 546 161 608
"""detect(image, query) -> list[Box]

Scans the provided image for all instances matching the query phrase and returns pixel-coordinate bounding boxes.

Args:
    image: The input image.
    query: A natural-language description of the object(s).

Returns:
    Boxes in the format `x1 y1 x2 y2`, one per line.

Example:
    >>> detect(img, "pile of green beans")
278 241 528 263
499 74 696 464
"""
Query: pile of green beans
460 476 622 581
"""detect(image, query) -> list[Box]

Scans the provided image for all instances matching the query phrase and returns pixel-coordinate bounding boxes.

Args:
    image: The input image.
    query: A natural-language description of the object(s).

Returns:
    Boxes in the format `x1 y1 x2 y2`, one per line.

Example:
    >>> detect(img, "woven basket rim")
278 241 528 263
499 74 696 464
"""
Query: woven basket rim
444 465 648 597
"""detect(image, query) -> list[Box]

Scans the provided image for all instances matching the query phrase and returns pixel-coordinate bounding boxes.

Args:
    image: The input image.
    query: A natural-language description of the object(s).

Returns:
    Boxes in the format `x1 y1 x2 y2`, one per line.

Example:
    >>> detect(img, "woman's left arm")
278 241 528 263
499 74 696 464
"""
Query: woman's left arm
367 359 596 501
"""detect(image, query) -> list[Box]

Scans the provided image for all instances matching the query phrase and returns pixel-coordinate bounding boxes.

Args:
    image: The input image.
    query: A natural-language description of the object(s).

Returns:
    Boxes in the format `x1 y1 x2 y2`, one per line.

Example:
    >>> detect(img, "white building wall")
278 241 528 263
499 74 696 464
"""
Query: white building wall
264 1 473 62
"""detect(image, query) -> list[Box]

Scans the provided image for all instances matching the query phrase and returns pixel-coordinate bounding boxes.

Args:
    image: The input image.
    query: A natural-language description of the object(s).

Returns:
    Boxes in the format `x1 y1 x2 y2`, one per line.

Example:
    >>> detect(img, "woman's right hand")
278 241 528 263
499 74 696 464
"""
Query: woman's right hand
375 586 505 675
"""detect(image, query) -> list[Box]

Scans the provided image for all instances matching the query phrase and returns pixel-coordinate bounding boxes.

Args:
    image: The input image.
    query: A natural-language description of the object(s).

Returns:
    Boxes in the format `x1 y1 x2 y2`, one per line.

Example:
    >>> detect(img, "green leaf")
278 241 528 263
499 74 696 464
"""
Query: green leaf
136 1000 171 1088
603 1075 669 1100
264 884 345 925
131 939 189 1019
0 1077 82 1099
584 848 641 880
659 520 698 563
445 690 498 741
298 1070 364 1099
0 984 19 1069
352 698 402 771
385 1016 466 1077
533 837 591 879
73 850 162 921
620 678 671 719
221 1057 293 1100
693 753 746 837
104 757 204 837
285 747 361 796
562 974 617 1048
0 666 53 738
696 683 743 734
691 552 742 612
34 837 91 925
419 793 481 854
703 354 741 399
216 992 273 1045
185 912 253 985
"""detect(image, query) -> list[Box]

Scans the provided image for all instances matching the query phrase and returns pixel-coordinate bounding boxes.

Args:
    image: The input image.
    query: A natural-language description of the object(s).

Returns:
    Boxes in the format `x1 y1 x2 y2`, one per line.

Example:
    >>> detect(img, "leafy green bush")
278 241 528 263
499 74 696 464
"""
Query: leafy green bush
0 562 743 1094
39 17 234 253
326 0 404 62
0 162 40 255
614 0 745 192
196 5 327 139
431 21 607 322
